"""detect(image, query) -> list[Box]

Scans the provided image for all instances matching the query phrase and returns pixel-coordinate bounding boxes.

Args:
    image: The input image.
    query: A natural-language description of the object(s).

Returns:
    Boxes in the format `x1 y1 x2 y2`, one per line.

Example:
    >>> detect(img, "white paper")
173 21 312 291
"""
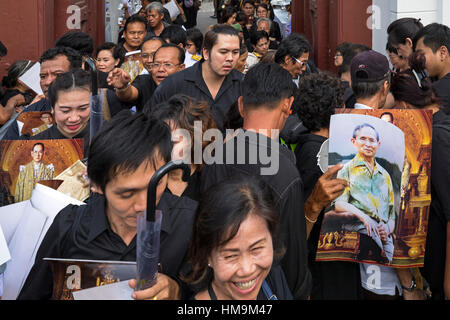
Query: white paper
18 62 43 95
164 0 180 19
0 226 11 266
72 281 134 300
0 201 27 244
2 184 84 300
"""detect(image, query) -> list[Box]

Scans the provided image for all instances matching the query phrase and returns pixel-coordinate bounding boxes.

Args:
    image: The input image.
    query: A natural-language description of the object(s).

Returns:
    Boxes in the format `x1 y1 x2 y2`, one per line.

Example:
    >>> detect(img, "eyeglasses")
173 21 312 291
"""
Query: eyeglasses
141 53 154 59
151 62 179 69
293 57 306 66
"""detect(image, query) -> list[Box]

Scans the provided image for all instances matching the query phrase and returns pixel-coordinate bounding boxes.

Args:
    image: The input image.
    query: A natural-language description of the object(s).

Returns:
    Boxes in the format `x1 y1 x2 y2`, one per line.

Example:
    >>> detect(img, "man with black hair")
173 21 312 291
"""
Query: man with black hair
146 24 242 130
18 111 197 300
121 15 148 52
55 31 94 59
274 33 312 86
2 47 82 140
414 23 450 115
200 62 312 300
160 25 187 49
108 43 185 112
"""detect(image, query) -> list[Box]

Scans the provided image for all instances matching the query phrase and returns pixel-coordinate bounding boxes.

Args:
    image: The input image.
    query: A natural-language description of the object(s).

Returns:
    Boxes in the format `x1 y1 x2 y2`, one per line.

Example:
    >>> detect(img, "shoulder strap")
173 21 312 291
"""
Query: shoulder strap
262 280 278 300
208 281 218 300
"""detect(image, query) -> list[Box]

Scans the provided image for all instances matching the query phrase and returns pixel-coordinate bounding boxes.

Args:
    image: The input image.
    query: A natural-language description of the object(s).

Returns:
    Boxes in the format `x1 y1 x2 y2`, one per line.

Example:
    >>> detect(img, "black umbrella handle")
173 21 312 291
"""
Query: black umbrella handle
84 57 98 94
147 160 190 221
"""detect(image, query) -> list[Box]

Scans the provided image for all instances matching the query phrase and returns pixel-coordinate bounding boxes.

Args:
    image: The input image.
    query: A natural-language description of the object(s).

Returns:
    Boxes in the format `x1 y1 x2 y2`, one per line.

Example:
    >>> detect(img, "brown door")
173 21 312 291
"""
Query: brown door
292 0 372 73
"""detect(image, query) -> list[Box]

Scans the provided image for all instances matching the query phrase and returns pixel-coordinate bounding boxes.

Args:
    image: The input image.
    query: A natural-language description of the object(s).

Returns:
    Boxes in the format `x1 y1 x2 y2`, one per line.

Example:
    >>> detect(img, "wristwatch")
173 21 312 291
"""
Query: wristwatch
401 278 417 292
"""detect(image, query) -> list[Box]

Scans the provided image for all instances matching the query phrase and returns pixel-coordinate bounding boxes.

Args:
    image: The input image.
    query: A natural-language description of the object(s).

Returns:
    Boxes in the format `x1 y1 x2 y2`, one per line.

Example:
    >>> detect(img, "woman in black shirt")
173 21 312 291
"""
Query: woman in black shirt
183 175 292 300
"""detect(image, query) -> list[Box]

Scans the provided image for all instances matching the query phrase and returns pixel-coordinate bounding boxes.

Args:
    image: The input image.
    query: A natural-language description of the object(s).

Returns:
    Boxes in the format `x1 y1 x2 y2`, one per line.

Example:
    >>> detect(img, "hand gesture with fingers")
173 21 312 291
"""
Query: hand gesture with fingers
107 68 131 90
129 273 180 300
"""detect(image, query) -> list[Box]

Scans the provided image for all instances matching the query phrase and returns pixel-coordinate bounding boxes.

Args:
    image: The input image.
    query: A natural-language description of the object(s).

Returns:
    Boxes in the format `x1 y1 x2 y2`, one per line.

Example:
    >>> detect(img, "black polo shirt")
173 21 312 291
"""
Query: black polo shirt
28 122 90 157
146 62 243 130
433 73 450 115
423 109 450 299
131 74 157 112
2 98 52 140
17 191 197 300
200 130 312 300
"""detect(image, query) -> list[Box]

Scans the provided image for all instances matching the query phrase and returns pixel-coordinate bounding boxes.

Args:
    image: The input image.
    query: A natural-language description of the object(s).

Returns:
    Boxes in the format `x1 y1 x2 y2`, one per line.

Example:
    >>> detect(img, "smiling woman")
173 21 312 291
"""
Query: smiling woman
183 175 292 300
30 69 91 156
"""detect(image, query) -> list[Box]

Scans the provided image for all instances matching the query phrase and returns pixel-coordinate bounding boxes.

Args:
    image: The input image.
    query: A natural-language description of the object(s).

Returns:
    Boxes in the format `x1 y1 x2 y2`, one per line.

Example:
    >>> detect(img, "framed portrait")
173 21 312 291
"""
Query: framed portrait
316 109 432 267
0 139 84 205
17 111 54 137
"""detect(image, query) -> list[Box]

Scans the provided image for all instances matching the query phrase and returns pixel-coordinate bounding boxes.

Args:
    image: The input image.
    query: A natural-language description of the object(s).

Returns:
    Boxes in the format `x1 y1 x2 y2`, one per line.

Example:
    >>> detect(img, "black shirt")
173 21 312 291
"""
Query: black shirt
131 74 157 112
2 98 52 140
146 62 243 130
433 73 450 115
29 123 91 157
423 109 450 299
200 130 312 300
17 191 198 300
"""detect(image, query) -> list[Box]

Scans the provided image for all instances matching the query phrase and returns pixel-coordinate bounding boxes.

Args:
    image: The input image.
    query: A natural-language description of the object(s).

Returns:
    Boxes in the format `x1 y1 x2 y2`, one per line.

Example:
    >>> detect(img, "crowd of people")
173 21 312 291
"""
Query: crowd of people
0 1 449 301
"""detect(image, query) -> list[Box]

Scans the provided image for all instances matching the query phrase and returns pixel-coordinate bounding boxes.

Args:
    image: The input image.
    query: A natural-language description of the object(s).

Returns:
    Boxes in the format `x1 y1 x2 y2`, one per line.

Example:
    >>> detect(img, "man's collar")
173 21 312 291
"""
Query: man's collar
354 103 373 110
87 193 110 243
353 153 381 174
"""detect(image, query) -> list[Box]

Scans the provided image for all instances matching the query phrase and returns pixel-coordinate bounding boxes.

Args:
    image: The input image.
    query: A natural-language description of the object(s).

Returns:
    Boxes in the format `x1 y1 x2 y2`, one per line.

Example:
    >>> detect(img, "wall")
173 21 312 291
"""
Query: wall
0 0 105 80
372 0 450 55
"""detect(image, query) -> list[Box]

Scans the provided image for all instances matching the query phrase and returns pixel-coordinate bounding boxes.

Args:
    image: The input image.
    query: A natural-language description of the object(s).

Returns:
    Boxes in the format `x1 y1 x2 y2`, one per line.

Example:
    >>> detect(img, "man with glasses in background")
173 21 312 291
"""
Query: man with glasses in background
107 42 185 112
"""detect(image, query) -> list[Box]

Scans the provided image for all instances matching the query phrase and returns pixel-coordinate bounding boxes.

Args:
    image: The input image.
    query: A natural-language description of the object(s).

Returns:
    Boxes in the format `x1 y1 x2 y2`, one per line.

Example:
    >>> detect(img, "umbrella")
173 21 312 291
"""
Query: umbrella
83 57 104 146
136 160 190 291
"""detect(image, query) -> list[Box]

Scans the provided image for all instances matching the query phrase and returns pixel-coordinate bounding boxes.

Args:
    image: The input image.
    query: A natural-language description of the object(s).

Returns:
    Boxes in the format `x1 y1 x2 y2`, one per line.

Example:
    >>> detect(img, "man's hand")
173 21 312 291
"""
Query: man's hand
356 212 379 238
402 288 427 300
377 223 390 243
305 164 348 217
107 68 131 90
128 273 181 300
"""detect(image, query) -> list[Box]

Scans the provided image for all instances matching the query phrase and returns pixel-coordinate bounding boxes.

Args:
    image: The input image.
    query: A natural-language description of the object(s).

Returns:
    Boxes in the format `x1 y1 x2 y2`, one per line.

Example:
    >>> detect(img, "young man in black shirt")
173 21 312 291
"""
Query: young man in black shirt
18 111 197 300
200 63 312 299
146 24 242 130
414 23 450 115
108 43 185 112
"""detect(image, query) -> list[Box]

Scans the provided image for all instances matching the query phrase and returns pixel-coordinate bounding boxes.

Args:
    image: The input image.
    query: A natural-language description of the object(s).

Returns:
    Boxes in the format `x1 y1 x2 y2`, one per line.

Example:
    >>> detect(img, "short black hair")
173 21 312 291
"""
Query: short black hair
40 47 83 70
32 142 45 152
160 25 188 48
88 111 173 192
218 6 236 24
96 42 126 67
387 17 423 46
340 43 371 74
274 33 311 64
48 69 91 108
124 14 147 32
413 22 450 53
186 28 204 53
0 41 7 57
242 62 296 110
293 72 344 132
242 0 255 7
380 112 394 122
203 24 239 53
153 43 186 65
250 30 269 47
55 31 94 57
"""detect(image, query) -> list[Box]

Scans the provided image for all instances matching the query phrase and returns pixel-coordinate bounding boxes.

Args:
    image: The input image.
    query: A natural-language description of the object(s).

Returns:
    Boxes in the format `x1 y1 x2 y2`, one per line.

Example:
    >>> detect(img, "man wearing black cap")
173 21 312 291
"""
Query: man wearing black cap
350 50 391 110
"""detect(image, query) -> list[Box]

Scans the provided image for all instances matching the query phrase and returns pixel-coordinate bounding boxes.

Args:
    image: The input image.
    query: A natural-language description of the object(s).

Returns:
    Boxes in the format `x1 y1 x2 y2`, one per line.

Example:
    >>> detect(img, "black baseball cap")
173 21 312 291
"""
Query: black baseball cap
351 50 390 83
